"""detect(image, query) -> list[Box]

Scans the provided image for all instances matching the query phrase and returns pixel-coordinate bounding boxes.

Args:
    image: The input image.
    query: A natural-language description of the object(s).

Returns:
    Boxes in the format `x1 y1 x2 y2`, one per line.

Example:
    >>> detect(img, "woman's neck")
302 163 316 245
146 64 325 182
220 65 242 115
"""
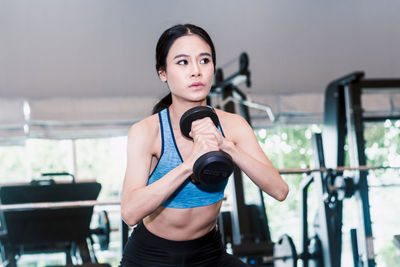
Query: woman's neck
168 99 207 128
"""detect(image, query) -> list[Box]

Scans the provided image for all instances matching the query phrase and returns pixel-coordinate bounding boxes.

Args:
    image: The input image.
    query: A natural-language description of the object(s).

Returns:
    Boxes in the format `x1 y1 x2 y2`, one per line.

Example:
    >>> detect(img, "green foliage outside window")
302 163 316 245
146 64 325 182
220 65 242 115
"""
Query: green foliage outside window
254 125 322 245
0 145 26 183
254 121 399 267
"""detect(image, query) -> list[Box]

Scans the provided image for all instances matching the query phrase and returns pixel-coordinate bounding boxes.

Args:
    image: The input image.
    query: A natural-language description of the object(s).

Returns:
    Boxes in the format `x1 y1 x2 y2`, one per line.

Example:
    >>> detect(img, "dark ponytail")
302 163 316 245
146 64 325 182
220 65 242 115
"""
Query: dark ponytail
152 24 216 114
152 93 172 114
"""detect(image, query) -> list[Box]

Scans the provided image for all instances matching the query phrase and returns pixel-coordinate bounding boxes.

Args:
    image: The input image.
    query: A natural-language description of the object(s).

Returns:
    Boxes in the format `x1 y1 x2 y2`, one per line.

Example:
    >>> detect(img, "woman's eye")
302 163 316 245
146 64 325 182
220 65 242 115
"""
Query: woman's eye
200 58 210 64
177 60 188 65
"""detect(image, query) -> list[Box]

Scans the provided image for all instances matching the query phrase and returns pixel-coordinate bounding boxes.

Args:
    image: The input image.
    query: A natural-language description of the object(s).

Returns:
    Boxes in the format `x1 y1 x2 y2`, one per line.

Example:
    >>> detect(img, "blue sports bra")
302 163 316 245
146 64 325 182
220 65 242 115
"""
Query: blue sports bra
147 107 229 209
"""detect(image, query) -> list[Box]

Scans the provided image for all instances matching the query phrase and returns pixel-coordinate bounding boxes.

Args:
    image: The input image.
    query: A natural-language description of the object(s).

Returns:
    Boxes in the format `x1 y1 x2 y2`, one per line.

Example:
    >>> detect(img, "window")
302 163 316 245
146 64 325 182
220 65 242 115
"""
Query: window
0 120 398 266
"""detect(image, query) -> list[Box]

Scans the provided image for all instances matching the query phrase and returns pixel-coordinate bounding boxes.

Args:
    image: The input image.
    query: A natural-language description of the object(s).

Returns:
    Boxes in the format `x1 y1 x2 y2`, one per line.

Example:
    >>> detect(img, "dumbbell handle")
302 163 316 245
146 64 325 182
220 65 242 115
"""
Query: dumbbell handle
180 106 220 139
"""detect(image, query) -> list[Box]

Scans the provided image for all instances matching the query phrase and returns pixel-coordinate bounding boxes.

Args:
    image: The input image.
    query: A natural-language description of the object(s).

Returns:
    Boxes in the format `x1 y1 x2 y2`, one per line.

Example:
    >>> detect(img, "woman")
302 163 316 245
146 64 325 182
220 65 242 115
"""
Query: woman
120 24 288 267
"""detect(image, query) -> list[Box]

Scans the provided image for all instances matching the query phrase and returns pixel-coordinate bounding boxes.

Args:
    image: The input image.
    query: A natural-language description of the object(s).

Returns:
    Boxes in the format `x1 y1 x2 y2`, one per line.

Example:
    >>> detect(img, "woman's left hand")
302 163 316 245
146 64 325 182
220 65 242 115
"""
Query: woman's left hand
189 117 231 151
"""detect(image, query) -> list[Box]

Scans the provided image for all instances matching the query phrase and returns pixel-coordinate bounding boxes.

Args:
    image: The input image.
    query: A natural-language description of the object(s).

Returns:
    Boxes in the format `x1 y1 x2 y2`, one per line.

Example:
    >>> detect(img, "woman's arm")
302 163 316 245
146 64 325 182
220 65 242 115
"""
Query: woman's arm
121 116 221 226
121 118 191 226
217 112 288 201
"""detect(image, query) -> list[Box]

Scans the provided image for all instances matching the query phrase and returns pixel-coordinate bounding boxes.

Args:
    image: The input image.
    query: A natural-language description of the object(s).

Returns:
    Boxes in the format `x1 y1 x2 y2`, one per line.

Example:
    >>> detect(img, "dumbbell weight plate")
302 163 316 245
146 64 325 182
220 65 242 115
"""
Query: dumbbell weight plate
193 151 234 184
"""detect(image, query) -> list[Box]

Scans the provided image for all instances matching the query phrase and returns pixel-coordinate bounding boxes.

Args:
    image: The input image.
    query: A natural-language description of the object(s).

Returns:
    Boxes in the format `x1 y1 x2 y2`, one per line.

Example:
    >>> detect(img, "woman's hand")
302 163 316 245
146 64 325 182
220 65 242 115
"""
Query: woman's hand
190 117 231 148
184 117 227 169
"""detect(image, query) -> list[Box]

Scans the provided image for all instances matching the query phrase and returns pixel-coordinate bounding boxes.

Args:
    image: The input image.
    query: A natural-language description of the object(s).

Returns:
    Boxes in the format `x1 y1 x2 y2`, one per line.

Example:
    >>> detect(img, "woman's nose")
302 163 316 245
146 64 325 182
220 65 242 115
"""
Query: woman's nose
191 62 201 77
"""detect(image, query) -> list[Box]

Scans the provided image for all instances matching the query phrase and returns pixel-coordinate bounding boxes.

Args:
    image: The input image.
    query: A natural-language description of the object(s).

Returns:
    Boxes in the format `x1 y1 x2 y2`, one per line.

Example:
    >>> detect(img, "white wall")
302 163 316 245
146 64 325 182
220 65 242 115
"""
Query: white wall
1 0 399 99
0 0 399 140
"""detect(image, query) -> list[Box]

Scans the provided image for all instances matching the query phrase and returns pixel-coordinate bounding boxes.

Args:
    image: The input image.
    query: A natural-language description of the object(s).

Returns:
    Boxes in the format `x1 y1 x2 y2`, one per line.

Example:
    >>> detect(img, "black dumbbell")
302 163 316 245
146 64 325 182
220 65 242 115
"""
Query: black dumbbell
180 106 234 185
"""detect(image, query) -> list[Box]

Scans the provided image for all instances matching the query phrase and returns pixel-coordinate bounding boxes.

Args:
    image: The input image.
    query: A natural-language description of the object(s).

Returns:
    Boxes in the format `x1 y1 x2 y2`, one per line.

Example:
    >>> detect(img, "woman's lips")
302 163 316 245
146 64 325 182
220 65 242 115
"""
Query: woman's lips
189 82 205 88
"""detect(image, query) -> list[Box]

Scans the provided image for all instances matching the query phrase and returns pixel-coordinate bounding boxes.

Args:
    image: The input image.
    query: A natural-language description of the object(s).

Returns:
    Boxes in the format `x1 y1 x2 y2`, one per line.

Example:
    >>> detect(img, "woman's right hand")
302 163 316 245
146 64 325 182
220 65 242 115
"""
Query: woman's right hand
184 117 220 169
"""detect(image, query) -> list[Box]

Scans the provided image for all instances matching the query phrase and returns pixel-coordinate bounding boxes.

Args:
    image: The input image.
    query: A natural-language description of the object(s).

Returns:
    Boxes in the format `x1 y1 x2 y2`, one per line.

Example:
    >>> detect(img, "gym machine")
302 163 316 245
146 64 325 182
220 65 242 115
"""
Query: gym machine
321 71 400 267
209 53 275 265
276 72 400 267
0 173 111 267
208 53 325 267
277 72 400 267
210 58 400 267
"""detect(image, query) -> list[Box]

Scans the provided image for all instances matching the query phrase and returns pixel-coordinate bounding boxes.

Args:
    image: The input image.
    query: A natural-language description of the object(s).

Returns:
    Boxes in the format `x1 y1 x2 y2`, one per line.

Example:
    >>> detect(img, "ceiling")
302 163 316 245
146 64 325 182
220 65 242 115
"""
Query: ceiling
1 0 400 100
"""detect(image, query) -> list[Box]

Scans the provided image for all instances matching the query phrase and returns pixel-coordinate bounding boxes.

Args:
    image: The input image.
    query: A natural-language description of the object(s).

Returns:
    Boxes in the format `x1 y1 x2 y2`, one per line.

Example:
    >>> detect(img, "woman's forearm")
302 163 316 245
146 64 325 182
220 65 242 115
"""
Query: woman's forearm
223 141 289 201
121 162 192 226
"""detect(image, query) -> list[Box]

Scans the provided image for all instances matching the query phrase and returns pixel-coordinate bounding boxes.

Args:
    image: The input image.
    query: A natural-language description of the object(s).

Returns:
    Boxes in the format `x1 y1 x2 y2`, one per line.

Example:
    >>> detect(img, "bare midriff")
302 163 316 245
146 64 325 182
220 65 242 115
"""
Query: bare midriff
143 200 223 241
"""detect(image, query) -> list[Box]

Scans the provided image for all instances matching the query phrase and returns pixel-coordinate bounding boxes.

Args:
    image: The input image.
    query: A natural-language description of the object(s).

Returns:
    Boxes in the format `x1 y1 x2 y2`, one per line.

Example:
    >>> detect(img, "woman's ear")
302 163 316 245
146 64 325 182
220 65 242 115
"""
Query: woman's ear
158 69 167 83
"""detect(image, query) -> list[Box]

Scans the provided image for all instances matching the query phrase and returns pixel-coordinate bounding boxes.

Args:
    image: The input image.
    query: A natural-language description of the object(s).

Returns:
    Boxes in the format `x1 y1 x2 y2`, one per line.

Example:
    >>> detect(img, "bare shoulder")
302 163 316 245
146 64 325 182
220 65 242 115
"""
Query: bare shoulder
127 114 160 154
128 113 158 136
214 108 249 126
214 108 252 140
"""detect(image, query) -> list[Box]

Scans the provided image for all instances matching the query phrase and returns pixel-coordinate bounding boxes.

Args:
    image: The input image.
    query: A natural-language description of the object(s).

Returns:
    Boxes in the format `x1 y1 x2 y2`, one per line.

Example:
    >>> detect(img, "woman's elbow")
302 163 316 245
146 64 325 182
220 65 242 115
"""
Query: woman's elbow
121 206 140 227
276 182 289 201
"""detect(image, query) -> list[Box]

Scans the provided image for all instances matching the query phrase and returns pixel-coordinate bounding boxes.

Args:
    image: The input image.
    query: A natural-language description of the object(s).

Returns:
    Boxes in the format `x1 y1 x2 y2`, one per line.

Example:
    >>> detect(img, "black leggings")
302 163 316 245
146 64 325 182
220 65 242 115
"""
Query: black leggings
119 222 248 267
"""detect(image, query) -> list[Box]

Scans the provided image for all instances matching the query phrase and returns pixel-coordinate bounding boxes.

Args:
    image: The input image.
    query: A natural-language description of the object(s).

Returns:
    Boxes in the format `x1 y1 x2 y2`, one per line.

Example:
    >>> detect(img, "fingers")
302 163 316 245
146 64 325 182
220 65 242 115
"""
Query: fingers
186 117 226 167
191 117 215 133
190 118 223 145
193 133 219 151
186 132 219 168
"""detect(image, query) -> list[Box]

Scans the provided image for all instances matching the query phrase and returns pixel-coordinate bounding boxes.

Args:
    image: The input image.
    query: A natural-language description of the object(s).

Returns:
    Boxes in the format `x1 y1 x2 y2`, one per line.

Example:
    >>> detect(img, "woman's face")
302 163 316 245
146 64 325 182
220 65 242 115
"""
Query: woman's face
159 34 214 103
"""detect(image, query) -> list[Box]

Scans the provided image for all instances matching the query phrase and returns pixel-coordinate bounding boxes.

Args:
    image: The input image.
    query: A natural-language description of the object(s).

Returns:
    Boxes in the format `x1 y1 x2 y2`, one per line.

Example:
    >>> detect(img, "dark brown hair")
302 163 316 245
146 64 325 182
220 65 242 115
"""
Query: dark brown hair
152 24 216 114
